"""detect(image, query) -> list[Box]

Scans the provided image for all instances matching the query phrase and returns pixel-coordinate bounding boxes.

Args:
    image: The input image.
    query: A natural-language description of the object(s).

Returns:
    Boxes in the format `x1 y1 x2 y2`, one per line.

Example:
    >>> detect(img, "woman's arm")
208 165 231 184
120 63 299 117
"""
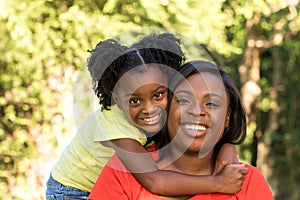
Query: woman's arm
102 139 248 196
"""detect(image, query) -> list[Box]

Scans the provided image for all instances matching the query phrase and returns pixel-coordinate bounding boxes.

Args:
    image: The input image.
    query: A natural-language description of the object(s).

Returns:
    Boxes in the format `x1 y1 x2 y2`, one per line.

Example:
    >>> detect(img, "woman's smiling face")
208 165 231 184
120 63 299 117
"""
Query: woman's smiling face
167 72 231 157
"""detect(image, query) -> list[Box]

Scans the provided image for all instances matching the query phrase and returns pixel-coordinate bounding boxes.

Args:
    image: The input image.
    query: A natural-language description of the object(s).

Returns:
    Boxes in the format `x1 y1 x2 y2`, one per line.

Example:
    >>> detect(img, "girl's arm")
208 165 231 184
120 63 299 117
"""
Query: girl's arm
102 139 248 196
214 143 239 175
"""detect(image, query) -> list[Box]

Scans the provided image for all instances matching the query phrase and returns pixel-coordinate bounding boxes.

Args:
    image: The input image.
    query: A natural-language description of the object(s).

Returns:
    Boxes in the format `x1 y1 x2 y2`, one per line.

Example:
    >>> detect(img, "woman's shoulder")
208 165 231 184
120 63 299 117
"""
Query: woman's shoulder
242 162 266 178
240 162 268 185
243 162 257 171
238 162 274 199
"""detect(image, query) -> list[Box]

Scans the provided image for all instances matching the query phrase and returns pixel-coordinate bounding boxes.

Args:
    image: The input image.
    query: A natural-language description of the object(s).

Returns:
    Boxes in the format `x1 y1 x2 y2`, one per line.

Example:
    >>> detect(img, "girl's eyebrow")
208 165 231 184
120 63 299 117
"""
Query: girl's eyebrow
125 85 167 97
155 85 167 91
124 93 134 98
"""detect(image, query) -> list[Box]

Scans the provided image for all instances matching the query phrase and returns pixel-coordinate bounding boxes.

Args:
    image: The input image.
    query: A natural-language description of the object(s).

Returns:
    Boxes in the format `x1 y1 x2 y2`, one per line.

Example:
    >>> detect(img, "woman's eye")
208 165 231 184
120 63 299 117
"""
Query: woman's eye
206 101 220 107
129 98 140 105
176 98 191 104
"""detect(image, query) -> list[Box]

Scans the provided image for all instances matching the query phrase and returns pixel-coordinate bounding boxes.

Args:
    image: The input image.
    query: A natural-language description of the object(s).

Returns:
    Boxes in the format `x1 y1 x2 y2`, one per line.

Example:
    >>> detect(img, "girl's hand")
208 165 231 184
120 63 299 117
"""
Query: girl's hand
214 143 239 175
215 164 249 193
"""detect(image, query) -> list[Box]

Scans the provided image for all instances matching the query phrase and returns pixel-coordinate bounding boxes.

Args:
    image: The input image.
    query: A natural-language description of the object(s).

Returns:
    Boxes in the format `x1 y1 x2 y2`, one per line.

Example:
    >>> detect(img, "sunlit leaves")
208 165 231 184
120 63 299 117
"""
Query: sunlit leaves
1 0 300 199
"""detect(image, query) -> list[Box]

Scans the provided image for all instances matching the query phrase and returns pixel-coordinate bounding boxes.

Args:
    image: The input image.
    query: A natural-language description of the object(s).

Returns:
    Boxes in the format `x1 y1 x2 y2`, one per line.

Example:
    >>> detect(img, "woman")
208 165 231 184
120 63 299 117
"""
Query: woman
88 60 273 199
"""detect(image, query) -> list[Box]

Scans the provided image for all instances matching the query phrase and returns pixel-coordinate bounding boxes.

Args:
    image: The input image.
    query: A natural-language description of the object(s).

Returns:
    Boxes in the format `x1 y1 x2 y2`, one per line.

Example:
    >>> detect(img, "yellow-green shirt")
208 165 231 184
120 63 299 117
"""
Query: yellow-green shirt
51 104 147 192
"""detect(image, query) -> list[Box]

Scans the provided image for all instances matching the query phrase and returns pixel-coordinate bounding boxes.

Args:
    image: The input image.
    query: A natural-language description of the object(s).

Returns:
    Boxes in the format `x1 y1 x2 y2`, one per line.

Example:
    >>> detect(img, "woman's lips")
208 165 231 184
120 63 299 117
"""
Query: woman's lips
182 123 209 137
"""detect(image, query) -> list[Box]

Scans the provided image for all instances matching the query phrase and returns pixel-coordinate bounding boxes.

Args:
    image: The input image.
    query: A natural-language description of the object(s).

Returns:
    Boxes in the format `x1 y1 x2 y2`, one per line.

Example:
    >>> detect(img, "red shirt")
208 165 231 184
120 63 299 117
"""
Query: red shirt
89 153 273 200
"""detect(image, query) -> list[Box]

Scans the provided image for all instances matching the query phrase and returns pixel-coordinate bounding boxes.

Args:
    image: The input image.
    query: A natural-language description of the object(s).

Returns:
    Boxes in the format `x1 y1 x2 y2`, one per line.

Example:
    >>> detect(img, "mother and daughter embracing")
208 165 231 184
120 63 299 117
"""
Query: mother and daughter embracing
46 32 273 200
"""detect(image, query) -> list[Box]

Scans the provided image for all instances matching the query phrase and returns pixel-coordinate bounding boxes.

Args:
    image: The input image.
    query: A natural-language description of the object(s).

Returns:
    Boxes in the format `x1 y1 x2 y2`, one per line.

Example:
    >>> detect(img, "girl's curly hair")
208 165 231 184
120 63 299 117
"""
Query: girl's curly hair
87 33 186 110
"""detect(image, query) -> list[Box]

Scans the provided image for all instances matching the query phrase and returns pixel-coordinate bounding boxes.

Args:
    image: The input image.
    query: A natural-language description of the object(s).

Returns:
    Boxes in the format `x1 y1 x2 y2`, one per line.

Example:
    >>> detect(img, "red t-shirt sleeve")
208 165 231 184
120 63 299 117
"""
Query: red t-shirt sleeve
189 164 274 200
236 164 274 200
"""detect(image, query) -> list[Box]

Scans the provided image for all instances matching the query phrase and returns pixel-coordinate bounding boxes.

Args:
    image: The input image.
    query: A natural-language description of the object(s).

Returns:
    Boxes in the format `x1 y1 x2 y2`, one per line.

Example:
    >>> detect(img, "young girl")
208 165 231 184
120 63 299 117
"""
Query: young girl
46 34 244 199
88 60 273 199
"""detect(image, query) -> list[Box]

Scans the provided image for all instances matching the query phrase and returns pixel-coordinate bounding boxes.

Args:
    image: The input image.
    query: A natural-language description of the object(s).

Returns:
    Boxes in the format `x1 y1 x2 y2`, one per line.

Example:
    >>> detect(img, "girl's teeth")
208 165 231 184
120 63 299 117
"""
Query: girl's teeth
144 115 159 122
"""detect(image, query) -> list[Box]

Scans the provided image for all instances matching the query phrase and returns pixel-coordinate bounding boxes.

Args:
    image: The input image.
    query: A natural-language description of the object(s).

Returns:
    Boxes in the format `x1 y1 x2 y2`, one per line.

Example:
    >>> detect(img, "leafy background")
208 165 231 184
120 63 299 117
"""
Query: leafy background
1 0 300 199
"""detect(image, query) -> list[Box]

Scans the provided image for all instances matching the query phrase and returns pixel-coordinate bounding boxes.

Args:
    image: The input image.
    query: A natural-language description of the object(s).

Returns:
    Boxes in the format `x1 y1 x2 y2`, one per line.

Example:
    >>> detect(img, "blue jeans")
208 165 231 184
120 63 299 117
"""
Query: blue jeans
45 174 90 200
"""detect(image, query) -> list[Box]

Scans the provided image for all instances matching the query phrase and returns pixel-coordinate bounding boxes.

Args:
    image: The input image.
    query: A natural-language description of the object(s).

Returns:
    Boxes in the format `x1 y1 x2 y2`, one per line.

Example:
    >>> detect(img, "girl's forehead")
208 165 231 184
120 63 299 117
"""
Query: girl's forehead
115 65 168 92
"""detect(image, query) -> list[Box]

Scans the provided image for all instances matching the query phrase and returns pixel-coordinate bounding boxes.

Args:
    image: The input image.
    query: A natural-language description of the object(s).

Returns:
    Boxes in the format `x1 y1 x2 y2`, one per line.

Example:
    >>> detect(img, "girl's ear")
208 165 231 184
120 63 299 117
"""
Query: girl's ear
112 91 120 105
225 108 231 128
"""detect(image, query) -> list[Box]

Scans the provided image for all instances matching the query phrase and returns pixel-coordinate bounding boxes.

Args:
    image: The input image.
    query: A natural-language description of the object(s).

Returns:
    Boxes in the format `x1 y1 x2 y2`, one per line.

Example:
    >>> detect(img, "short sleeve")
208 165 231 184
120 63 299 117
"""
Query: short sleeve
236 164 274 200
93 104 147 145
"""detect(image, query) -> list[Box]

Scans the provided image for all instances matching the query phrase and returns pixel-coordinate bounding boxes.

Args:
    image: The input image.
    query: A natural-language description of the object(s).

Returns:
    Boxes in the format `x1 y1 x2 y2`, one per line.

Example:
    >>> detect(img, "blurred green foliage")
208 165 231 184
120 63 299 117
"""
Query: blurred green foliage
1 0 300 199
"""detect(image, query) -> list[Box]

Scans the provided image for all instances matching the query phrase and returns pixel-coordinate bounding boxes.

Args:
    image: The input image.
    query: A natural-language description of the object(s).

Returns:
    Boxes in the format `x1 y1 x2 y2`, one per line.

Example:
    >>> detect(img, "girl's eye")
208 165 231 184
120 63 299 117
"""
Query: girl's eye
129 98 140 105
154 92 164 99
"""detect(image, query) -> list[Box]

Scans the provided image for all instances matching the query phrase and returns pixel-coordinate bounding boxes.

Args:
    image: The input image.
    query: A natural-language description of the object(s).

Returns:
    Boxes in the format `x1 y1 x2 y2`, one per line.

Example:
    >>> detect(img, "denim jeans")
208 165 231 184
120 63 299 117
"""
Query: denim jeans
45 174 90 200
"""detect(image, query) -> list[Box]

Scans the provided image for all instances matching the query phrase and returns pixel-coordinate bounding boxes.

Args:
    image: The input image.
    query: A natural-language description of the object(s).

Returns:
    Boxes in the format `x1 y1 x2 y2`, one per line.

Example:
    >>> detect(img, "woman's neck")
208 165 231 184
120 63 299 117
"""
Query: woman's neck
159 148 214 175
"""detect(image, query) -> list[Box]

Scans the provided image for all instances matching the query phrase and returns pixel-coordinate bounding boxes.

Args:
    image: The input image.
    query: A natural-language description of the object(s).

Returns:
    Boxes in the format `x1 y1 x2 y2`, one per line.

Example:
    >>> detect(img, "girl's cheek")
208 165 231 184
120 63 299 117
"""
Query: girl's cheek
160 96 168 109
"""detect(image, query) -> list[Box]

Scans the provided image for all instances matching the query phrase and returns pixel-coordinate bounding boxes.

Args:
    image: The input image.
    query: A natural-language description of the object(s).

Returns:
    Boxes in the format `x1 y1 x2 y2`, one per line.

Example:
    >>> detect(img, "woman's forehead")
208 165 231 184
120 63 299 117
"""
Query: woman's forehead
176 72 225 91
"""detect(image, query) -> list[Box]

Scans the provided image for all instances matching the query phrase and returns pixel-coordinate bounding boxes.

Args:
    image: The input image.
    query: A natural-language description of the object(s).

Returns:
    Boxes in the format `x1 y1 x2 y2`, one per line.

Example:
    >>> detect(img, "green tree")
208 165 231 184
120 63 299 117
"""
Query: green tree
221 1 300 199
2 0 299 199
1 1 233 199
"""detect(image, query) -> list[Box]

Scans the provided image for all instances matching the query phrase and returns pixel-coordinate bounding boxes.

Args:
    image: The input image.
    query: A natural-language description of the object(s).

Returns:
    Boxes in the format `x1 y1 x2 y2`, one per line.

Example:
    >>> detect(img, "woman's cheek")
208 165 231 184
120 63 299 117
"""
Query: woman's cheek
167 103 183 139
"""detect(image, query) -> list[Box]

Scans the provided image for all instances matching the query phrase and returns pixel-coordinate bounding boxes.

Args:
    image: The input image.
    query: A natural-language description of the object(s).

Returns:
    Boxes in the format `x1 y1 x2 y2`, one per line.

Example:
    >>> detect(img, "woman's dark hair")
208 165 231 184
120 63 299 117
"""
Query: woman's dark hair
159 60 246 149
87 33 186 110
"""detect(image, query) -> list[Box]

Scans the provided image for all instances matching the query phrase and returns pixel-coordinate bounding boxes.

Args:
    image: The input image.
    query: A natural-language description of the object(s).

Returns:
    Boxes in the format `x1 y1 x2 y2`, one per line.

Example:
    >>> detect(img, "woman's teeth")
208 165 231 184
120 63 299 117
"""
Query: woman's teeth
185 124 206 131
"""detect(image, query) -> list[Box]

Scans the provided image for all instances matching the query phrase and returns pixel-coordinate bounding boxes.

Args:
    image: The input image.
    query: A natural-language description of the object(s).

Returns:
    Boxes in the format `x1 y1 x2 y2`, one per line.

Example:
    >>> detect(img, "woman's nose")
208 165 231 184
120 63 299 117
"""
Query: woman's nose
190 104 206 116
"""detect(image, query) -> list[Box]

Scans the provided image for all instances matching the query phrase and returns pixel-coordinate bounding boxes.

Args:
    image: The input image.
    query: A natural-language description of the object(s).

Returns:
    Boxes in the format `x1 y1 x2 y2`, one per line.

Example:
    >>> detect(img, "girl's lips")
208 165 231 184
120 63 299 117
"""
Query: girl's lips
143 114 159 122
139 112 162 126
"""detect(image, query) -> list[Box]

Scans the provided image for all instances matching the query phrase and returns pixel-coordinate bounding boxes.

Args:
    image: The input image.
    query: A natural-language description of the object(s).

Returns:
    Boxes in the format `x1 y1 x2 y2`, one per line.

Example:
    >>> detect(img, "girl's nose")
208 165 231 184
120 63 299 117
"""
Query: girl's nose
142 101 156 114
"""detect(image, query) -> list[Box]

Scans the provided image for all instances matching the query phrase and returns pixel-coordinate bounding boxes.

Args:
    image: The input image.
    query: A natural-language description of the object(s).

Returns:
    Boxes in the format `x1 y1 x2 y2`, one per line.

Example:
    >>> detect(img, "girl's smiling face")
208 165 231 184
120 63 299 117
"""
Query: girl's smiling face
113 65 168 135
167 72 231 157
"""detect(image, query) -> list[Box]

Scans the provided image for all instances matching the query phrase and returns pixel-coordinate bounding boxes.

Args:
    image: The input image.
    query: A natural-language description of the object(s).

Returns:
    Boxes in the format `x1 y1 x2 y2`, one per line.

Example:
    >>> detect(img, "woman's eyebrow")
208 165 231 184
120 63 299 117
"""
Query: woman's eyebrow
175 90 225 100
203 93 225 100
174 89 193 95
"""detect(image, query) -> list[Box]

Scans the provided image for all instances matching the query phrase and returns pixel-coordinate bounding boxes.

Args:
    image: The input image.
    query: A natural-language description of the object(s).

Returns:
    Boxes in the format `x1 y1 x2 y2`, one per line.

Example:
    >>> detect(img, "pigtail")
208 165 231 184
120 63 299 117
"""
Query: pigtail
131 33 182 55
131 33 186 72
87 39 127 110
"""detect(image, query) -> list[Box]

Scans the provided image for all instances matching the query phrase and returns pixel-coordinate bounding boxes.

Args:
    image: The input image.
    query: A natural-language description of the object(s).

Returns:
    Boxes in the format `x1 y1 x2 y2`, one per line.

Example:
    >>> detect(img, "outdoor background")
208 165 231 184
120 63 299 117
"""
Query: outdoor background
1 0 300 199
